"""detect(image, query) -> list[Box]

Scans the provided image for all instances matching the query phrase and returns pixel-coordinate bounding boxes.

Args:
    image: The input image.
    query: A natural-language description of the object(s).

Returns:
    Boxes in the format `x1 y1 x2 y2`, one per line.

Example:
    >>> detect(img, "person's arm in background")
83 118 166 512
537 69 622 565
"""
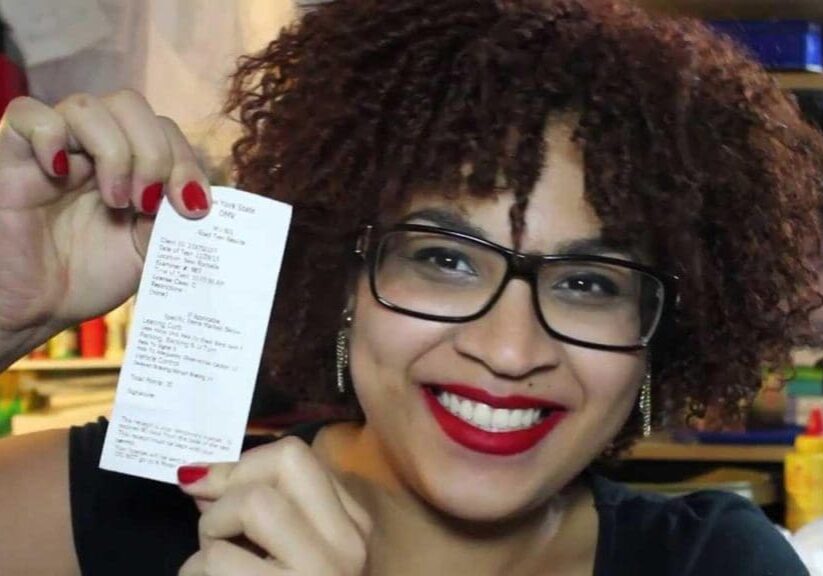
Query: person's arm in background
0 91 211 575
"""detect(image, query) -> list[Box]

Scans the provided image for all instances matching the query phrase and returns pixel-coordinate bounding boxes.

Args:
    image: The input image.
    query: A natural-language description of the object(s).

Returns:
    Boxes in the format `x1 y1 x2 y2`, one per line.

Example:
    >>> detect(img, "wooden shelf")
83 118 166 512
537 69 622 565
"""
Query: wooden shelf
775 72 823 90
638 0 823 20
626 438 790 463
8 358 122 371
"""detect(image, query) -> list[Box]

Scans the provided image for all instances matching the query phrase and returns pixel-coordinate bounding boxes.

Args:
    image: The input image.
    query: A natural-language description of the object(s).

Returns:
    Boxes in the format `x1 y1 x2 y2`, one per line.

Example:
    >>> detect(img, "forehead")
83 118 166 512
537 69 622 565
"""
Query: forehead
402 114 604 252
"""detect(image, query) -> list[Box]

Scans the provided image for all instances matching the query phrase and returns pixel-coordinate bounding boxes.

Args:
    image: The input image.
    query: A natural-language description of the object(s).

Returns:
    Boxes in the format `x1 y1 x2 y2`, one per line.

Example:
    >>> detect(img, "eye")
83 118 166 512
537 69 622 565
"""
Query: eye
410 247 477 276
554 274 619 298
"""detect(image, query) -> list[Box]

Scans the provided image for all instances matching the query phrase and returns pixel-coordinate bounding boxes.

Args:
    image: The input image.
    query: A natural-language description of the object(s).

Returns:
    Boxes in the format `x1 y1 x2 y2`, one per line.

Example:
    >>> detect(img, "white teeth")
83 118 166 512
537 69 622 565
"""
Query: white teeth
474 403 492 428
435 391 546 432
459 399 473 420
491 408 508 429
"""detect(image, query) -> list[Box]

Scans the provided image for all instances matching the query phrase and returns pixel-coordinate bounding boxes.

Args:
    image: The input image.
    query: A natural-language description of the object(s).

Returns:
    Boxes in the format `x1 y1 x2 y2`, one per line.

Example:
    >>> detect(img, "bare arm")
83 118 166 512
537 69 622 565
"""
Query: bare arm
0 429 80 576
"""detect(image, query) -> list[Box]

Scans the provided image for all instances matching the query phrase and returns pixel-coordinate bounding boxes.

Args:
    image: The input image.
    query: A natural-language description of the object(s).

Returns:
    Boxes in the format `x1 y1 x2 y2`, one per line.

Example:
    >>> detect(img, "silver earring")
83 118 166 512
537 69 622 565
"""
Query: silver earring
335 311 353 394
640 362 652 438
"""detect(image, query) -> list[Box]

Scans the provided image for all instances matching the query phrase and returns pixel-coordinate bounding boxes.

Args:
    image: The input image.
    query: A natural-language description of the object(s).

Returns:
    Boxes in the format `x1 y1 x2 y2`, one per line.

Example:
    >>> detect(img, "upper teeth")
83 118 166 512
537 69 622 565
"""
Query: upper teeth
436 390 544 432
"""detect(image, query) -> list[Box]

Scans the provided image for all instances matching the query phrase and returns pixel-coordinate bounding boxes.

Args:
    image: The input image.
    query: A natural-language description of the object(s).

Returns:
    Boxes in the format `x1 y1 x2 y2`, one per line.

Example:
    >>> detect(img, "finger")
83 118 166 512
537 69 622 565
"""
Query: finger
102 90 172 215
328 473 374 541
0 96 94 187
157 116 211 218
194 498 213 515
179 540 280 576
131 212 153 263
55 93 133 208
180 438 364 550
198 483 332 571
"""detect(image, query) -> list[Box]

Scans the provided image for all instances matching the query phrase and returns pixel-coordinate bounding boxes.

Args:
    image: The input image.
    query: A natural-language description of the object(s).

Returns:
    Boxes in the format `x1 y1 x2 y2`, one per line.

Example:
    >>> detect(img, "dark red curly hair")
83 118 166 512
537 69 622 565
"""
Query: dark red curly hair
227 0 823 446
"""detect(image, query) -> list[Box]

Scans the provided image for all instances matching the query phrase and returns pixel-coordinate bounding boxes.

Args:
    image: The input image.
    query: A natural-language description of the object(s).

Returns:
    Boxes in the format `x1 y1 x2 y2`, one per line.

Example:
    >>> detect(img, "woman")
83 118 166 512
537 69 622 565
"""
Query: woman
0 0 819 574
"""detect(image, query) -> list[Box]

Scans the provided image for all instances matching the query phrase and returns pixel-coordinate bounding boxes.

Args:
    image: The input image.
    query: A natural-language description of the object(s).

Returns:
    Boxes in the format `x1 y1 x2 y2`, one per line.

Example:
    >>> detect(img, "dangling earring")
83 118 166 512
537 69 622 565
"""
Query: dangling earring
639 360 652 438
335 311 353 395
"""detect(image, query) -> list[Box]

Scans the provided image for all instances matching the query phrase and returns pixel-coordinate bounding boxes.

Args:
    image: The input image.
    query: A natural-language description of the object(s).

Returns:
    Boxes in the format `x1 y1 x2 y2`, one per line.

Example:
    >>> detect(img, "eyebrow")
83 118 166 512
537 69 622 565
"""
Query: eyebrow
401 208 489 238
401 207 637 259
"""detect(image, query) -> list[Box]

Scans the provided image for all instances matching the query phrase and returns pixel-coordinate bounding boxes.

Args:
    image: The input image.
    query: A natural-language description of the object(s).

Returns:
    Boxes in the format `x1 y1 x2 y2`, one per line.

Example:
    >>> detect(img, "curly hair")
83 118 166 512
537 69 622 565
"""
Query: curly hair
226 0 823 448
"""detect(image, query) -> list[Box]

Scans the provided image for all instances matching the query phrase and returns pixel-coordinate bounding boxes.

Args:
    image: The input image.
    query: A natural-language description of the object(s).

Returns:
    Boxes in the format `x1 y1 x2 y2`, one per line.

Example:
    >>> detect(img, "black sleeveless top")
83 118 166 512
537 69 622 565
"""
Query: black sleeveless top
69 419 809 575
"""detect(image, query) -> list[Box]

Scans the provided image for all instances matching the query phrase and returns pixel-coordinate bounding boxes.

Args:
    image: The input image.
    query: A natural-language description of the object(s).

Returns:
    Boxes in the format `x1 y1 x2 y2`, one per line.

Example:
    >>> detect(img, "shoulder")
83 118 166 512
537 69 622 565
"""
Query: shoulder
0 427 79 575
591 475 809 576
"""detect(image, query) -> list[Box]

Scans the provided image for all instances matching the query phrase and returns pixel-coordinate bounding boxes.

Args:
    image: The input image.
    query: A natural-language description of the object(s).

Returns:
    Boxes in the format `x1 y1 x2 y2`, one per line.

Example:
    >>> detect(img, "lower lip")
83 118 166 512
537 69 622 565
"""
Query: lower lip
422 387 567 456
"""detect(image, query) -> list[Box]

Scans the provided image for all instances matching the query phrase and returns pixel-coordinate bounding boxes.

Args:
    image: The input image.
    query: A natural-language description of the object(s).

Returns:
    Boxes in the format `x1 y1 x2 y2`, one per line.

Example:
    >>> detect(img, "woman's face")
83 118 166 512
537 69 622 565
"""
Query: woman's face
349 117 645 521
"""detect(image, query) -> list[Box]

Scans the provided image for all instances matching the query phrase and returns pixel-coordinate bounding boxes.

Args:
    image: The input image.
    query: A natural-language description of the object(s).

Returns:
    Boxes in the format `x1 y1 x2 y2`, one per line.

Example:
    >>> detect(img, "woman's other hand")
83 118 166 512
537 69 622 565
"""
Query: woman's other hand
177 437 372 576
0 91 210 354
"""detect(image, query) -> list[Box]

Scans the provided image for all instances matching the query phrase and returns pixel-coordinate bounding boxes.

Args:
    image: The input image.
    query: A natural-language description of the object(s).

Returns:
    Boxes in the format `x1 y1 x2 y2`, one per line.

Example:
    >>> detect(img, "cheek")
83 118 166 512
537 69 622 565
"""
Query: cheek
566 348 644 420
348 279 450 404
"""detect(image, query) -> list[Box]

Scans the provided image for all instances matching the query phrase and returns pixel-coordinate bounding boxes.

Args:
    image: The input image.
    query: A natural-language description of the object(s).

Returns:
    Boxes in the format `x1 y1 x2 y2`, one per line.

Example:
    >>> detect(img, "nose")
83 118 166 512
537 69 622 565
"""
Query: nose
453 278 560 379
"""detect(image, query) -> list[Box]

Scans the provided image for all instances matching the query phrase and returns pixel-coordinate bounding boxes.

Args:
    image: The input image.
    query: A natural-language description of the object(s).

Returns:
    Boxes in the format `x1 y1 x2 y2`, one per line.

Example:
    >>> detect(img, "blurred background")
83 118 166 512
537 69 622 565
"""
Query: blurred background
0 0 822 562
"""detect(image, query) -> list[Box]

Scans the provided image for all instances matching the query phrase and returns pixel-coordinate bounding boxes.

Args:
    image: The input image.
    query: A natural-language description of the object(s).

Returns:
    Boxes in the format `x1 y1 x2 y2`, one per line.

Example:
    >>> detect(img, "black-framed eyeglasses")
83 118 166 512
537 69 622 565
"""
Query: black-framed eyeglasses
355 223 678 351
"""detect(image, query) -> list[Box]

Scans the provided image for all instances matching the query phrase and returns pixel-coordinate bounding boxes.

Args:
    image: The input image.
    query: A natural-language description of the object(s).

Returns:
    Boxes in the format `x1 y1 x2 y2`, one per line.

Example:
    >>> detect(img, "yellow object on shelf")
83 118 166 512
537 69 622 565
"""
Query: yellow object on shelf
48 328 78 359
785 408 823 532
104 302 129 360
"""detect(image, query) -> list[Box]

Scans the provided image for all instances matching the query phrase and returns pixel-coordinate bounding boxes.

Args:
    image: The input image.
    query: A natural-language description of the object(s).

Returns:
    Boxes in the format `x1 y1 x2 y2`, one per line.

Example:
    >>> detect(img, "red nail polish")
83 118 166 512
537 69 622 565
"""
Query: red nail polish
141 182 163 214
182 181 208 212
178 465 209 485
52 150 69 177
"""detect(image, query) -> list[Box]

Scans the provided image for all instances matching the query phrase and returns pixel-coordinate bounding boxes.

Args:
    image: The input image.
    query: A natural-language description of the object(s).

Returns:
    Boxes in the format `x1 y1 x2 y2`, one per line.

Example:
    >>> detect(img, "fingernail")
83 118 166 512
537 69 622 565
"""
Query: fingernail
182 181 208 212
178 465 209 485
141 182 163 214
52 150 69 177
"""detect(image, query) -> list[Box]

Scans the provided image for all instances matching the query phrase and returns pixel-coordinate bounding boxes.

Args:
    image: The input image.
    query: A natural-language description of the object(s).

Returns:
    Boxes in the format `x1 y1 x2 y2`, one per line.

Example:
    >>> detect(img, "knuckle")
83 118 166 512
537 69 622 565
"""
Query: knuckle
110 88 148 107
97 144 131 170
5 96 35 117
274 436 313 467
61 92 96 110
157 115 183 134
135 147 172 176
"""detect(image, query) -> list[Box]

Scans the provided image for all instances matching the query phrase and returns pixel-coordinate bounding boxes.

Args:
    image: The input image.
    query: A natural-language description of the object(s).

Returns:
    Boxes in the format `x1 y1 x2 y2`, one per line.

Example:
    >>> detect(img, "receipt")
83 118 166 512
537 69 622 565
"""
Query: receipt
100 187 292 483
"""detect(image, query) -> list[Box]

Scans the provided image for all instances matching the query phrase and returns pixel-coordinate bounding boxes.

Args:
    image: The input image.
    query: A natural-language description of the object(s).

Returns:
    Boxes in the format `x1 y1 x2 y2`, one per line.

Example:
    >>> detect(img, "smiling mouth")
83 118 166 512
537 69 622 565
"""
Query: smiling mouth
422 384 569 456
432 388 549 432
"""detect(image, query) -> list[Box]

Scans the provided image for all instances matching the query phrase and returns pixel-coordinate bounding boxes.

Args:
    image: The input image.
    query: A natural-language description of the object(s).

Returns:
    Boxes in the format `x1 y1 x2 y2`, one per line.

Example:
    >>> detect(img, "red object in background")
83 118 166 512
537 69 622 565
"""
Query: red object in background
807 408 823 436
0 54 26 116
79 317 107 358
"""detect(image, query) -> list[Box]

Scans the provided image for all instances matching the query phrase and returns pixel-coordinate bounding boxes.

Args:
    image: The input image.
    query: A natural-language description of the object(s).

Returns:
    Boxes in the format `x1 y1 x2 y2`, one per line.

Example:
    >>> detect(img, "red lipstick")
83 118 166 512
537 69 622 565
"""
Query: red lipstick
422 384 568 456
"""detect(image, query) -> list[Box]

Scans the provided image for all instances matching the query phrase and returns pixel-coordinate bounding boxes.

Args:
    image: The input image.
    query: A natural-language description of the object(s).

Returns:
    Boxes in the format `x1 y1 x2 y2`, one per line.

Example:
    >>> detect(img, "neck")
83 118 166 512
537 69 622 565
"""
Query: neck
314 421 596 576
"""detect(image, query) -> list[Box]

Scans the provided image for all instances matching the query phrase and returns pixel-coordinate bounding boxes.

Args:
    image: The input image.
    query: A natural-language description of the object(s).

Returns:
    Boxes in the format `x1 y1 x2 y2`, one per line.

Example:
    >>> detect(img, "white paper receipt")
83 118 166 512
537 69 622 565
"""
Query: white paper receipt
100 186 292 483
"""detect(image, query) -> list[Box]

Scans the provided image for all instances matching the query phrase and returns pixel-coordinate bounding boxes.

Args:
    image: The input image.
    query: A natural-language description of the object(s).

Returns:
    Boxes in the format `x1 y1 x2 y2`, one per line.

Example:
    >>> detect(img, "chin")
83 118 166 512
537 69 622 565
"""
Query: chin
428 488 557 532
412 464 559 525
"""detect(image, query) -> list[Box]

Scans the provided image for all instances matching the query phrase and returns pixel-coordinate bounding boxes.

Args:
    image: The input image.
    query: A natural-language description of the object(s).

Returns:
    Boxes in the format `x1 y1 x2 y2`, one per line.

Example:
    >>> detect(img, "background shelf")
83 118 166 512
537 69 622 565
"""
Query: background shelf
639 0 823 20
626 437 790 463
8 358 122 372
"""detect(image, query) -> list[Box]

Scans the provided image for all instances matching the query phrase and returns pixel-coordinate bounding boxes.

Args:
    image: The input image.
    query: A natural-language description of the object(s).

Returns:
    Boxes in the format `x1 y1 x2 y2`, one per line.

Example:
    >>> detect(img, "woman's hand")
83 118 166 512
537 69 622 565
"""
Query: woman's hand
0 91 210 351
178 437 372 576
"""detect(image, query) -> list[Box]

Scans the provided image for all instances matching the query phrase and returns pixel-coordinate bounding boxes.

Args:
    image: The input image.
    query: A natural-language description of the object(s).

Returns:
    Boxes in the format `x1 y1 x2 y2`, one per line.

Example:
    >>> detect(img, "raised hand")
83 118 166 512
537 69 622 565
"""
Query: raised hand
178 437 372 576
0 91 210 356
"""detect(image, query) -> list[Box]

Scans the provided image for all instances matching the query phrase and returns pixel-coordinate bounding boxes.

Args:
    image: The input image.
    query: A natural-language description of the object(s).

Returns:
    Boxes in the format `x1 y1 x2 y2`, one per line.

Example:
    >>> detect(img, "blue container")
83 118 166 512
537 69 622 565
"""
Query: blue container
709 20 822 72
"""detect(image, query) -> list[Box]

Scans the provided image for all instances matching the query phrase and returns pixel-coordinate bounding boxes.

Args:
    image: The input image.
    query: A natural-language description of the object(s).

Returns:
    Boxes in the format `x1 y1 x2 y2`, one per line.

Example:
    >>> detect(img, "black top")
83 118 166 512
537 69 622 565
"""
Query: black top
70 419 809 576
